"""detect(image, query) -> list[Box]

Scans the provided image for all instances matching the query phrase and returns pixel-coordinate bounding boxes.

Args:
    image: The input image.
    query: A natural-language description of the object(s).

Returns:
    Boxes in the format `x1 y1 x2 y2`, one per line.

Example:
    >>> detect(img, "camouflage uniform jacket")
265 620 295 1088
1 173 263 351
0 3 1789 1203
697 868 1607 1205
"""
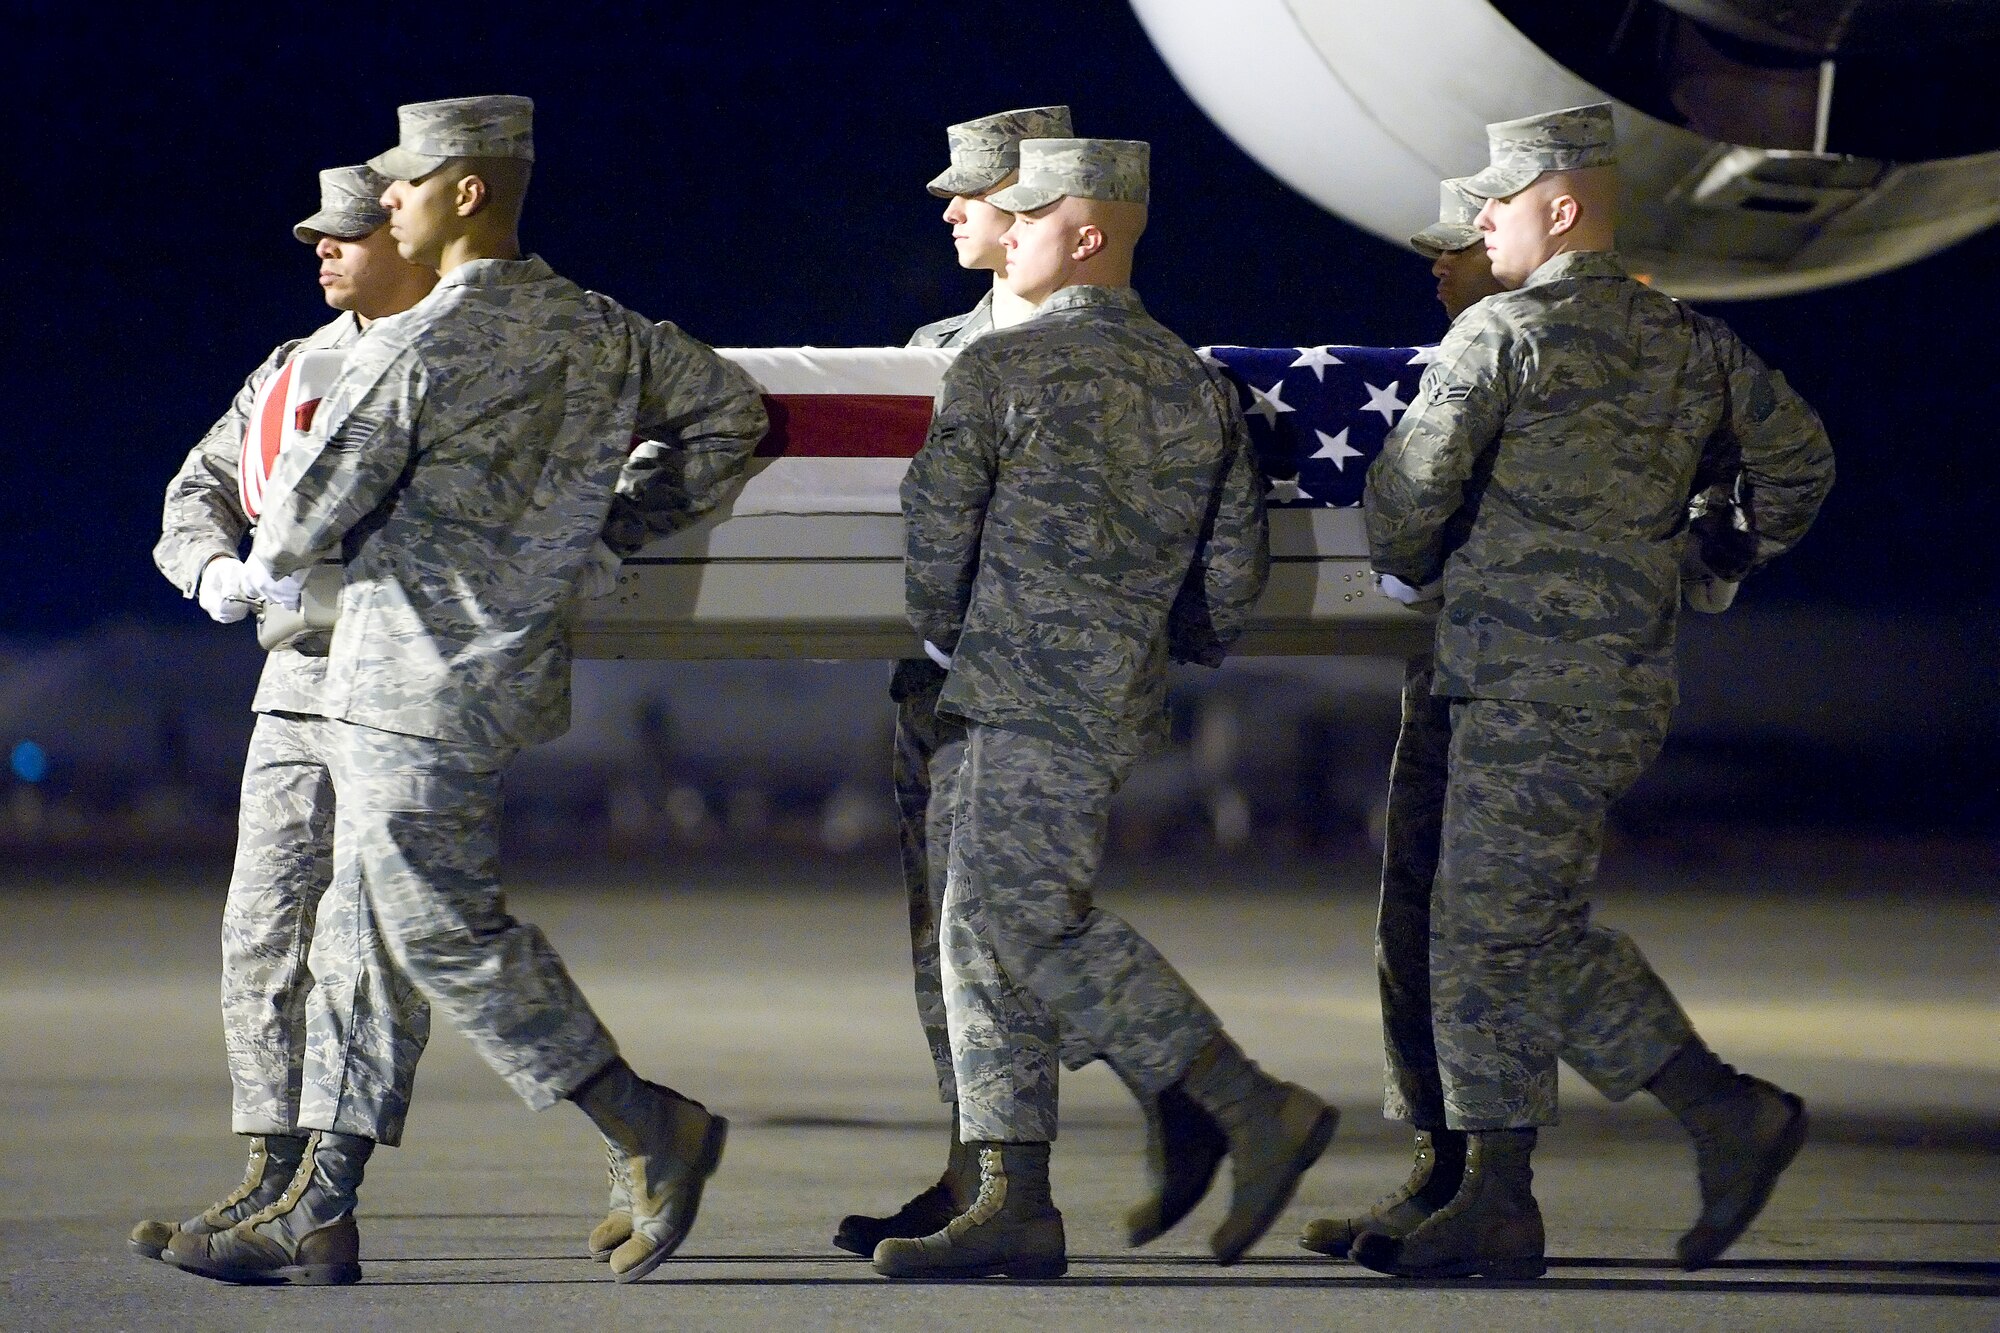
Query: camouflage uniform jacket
250 255 767 749
153 311 362 716
1365 250 1833 710
906 290 996 351
893 292 999 704
902 284 1269 763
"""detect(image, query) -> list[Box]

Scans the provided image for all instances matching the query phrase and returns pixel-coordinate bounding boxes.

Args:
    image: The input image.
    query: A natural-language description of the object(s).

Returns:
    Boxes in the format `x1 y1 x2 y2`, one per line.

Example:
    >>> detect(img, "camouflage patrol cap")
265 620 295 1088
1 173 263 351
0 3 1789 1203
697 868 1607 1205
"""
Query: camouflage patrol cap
927 105 1074 198
986 138 1149 212
1409 177 1482 256
367 95 535 182
1461 102 1617 199
293 165 392 244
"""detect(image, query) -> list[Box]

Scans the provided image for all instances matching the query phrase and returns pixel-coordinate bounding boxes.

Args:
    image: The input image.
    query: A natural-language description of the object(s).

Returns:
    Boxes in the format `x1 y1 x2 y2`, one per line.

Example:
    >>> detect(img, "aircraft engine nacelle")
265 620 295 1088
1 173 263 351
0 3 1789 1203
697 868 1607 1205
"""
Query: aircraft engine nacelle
1130 0 2000 299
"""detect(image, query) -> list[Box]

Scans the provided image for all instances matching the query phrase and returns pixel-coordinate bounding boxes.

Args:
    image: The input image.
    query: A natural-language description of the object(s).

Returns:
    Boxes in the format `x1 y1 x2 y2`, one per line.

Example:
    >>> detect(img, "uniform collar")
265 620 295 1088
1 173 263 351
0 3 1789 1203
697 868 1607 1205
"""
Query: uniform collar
1520 249 1627 289
433 253 556 292
1035 283 1147 319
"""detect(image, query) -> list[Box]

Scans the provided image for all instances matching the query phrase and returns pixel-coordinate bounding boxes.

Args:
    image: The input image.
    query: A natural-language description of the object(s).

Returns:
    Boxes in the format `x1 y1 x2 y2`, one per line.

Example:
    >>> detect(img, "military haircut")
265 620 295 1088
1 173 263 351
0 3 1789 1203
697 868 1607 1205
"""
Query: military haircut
1078 196 1149 246
1529 164 1618 211
430 154 534 221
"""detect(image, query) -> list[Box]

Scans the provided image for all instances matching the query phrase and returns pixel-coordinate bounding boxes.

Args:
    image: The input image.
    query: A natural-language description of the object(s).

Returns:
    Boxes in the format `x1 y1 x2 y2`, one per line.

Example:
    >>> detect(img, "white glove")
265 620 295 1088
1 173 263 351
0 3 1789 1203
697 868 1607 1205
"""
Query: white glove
923 640 954 670
577 539 623 601
196 557 253 624
243 552 306 611
1377 573 1443 612
1682 574 1740 614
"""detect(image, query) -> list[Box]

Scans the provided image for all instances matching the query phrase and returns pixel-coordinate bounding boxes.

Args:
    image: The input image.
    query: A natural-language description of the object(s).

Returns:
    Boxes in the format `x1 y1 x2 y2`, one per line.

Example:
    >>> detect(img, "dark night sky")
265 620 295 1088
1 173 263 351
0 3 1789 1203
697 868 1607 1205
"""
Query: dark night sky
10 3 1996 636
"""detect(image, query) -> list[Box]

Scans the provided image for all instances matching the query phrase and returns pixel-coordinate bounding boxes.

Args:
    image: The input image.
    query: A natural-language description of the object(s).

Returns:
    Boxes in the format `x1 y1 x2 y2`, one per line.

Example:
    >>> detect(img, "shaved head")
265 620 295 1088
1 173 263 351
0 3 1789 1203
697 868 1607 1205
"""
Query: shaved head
1475 164 1619 287
998 194 1147 304
380 155 530 274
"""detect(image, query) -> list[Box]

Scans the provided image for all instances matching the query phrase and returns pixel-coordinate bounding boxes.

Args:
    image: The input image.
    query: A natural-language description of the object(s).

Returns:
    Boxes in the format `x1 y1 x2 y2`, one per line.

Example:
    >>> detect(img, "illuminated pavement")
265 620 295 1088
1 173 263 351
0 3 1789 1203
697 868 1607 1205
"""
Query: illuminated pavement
3 842 1995 1330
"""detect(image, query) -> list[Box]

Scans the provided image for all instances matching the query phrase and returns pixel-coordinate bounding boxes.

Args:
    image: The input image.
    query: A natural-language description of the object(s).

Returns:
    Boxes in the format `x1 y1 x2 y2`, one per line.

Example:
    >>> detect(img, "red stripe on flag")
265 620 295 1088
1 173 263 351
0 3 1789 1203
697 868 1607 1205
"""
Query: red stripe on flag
241 358 298 519
258 360 296 477
754 393 933 458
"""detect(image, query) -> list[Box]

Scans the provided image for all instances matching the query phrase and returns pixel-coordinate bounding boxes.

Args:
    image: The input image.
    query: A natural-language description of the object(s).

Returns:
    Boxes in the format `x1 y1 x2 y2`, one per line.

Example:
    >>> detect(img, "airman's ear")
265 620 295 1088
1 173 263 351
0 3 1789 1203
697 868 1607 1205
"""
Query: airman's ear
1074 223 1105 261
455 173 489 219
1547 192 1581 237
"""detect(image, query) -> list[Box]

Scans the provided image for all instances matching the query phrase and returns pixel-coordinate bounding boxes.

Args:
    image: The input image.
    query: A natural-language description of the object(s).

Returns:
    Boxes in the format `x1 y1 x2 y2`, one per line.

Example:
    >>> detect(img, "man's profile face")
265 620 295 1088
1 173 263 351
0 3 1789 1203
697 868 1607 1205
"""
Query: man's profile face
1432 242 1504 321
942 174 1015 274
1475 183 1555 289
315 225 421 316
380 170 460 269
998 199 1076 304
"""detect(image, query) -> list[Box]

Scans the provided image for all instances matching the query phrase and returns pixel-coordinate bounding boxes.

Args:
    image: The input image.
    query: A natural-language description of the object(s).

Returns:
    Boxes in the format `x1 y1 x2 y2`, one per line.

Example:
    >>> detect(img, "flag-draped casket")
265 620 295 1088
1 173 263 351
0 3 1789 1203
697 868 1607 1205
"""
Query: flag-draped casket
575 344 1437 659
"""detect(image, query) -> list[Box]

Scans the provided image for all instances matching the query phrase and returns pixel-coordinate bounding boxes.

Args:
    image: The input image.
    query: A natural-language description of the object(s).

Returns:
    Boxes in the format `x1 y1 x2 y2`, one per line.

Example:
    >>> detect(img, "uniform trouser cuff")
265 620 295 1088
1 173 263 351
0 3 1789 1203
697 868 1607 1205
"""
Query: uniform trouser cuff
295 1111 406 1148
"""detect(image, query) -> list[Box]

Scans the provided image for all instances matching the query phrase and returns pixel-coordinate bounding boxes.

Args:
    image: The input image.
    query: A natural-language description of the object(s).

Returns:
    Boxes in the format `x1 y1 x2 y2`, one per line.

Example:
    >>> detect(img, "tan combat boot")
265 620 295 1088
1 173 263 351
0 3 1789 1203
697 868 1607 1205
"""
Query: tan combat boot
587 1139 634 1260
1299 1128 1466 1258
873 1143 1067 1279
1350 1128 1546 1279
128 1133 309 1260
1176 1032 1339 1264
165 1130 371 1285
1123 1080 1231 1247
833 1104 979 1256
573 1059 728 1284
1647 1042 1808 1269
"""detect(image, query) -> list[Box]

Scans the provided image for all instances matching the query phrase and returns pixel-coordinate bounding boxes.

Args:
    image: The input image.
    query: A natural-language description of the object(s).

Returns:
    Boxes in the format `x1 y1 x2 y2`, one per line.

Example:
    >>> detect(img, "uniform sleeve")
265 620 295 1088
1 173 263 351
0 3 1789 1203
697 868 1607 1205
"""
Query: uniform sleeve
1706 321 1835 565
601 319 769 557
900 350 999 652
151 338 299 596
1363 309 1511 584
249 338 426 576
1170 372 1270 665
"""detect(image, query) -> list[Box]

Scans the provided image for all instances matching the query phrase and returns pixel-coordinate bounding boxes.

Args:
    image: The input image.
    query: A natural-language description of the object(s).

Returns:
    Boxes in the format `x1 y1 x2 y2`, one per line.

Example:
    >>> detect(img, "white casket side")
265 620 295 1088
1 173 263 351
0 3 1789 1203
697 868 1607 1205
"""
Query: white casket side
571 345 1435 660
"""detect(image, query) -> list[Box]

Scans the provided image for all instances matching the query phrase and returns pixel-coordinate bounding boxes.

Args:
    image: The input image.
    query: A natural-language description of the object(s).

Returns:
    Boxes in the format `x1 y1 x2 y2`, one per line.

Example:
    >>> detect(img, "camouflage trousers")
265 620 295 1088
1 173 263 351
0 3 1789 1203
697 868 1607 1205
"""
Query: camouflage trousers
1386 687 1694 1130
942 723 1221 1143
225 712 429 1145
893 665 1098 1103
301 720 620 1117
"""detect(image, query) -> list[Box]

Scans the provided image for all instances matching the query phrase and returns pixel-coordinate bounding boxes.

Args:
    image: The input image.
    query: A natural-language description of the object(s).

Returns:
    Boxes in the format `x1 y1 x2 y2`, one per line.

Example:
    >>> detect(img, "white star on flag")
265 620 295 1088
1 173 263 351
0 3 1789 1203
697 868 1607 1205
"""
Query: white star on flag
1407 345 1439 365
1196 346 1224 369
1288 345 1345 381
1248 379 1295 428
1266 477 1312 503
1361 380 1409 424
1311 427 1363 470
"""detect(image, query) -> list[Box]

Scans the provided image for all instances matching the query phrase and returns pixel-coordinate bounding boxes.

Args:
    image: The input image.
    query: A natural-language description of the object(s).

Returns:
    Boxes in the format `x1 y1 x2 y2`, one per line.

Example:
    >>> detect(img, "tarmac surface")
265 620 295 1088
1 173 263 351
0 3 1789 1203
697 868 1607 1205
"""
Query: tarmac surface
2 839 1995 1330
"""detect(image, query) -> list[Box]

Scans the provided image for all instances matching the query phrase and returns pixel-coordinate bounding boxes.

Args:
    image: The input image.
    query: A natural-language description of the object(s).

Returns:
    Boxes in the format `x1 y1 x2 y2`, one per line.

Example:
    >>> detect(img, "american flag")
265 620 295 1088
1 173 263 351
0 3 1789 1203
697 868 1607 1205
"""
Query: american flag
1197 344 1435 509
243 345 1440 521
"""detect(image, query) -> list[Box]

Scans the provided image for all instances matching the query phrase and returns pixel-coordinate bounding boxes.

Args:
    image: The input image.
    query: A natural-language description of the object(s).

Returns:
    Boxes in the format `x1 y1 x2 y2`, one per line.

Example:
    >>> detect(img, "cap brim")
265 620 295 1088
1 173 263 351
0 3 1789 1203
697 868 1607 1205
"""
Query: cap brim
293 211 382 244
985 181 1063 213
1460 163 1543 199
926 164 1010 199
366 146 450 182
1408 223 1480 256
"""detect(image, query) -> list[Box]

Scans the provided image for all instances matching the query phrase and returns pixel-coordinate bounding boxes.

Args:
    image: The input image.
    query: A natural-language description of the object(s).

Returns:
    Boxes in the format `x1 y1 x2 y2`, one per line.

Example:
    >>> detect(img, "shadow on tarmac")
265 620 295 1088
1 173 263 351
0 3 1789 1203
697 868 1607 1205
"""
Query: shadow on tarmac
276 1251 2000 1299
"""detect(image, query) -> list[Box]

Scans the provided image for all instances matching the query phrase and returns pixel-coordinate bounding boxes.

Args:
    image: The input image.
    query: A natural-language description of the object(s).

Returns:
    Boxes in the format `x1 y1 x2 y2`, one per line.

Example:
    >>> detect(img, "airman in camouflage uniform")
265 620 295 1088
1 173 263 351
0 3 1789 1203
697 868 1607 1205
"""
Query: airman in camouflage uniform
132 165 438 1264
1349 103 1834 1280
165 96 766 1289
850 103 1065 1258
875 138 1335 1281
1299 176 1503 1264
842 104 1229 1261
